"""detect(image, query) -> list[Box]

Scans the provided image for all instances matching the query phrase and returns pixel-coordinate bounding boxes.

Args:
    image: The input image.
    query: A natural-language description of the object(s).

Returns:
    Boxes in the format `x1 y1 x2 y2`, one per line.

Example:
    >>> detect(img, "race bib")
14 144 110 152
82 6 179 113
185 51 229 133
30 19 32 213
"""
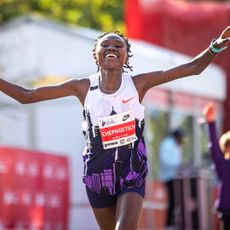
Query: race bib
98 111 137 149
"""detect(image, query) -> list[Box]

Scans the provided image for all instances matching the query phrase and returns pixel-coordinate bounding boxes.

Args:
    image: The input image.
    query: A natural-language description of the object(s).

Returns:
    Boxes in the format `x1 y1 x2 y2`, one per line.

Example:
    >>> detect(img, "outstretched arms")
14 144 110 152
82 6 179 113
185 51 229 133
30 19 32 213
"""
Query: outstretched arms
134 26 230 101
0 78 90 105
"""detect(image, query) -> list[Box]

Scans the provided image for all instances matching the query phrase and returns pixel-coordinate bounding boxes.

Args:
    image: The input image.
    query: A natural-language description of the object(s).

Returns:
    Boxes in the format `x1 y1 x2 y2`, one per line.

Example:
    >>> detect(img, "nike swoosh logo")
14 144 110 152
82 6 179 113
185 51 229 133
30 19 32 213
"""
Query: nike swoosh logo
122 97 135 103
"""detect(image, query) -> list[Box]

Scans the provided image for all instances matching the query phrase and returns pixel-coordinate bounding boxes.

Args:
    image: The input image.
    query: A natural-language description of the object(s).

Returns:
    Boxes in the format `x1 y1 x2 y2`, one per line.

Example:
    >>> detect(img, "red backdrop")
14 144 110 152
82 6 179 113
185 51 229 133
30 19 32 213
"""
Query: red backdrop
0 147 69 230
125 0 230 131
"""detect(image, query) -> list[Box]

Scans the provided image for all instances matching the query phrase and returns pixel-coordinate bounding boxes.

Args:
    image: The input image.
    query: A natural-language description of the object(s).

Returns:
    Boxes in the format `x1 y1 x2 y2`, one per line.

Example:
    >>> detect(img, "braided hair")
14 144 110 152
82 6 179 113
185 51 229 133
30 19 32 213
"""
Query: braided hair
92 31 133 72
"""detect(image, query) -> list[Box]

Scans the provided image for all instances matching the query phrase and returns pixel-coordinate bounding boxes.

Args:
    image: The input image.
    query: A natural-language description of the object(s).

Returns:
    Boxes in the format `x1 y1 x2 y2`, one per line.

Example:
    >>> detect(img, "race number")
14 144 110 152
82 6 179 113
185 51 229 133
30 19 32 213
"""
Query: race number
98 111 137 149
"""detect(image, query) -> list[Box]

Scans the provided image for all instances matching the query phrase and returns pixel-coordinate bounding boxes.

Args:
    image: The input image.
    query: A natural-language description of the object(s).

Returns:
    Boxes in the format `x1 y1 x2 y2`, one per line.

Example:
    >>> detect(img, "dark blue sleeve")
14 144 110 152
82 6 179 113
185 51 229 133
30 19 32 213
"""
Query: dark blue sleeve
208 122 224 179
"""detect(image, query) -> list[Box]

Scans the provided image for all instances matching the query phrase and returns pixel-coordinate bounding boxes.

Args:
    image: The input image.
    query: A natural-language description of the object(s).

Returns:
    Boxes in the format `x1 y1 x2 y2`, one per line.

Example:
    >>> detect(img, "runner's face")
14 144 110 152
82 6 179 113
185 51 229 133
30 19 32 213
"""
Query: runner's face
95 34 128 71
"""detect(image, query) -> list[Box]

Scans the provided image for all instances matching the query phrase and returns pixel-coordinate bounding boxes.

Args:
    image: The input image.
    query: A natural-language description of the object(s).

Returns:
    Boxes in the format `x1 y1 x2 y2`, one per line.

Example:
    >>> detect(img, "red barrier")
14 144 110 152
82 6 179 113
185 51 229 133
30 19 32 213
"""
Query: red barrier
139 180 168 230
0 146 69 229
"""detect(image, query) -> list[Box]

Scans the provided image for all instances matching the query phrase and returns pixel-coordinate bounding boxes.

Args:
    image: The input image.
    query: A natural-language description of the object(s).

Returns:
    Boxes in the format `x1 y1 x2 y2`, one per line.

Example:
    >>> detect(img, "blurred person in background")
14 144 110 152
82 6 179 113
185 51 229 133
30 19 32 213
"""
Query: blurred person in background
202 102 230 230
0 26 229 230
159 128 186 230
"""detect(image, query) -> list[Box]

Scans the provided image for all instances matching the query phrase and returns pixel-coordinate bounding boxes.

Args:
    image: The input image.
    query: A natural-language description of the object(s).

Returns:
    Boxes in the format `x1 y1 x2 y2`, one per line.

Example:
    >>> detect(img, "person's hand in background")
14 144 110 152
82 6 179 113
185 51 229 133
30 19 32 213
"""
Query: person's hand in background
202 102 216 123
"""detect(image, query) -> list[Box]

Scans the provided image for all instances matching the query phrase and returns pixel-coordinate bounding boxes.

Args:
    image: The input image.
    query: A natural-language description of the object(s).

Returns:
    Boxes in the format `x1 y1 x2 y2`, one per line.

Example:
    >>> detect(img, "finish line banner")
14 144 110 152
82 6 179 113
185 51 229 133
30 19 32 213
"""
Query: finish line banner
0 147 69 230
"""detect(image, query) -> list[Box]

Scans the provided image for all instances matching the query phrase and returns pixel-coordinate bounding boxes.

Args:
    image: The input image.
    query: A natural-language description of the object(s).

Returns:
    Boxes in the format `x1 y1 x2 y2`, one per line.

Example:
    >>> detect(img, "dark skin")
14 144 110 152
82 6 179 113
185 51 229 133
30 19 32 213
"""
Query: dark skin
0 26 229 230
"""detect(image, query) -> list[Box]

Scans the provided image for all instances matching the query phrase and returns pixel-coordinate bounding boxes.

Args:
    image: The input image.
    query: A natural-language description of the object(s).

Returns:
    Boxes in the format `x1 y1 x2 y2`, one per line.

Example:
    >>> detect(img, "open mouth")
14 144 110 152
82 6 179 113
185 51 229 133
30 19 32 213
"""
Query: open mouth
105 53 118 58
